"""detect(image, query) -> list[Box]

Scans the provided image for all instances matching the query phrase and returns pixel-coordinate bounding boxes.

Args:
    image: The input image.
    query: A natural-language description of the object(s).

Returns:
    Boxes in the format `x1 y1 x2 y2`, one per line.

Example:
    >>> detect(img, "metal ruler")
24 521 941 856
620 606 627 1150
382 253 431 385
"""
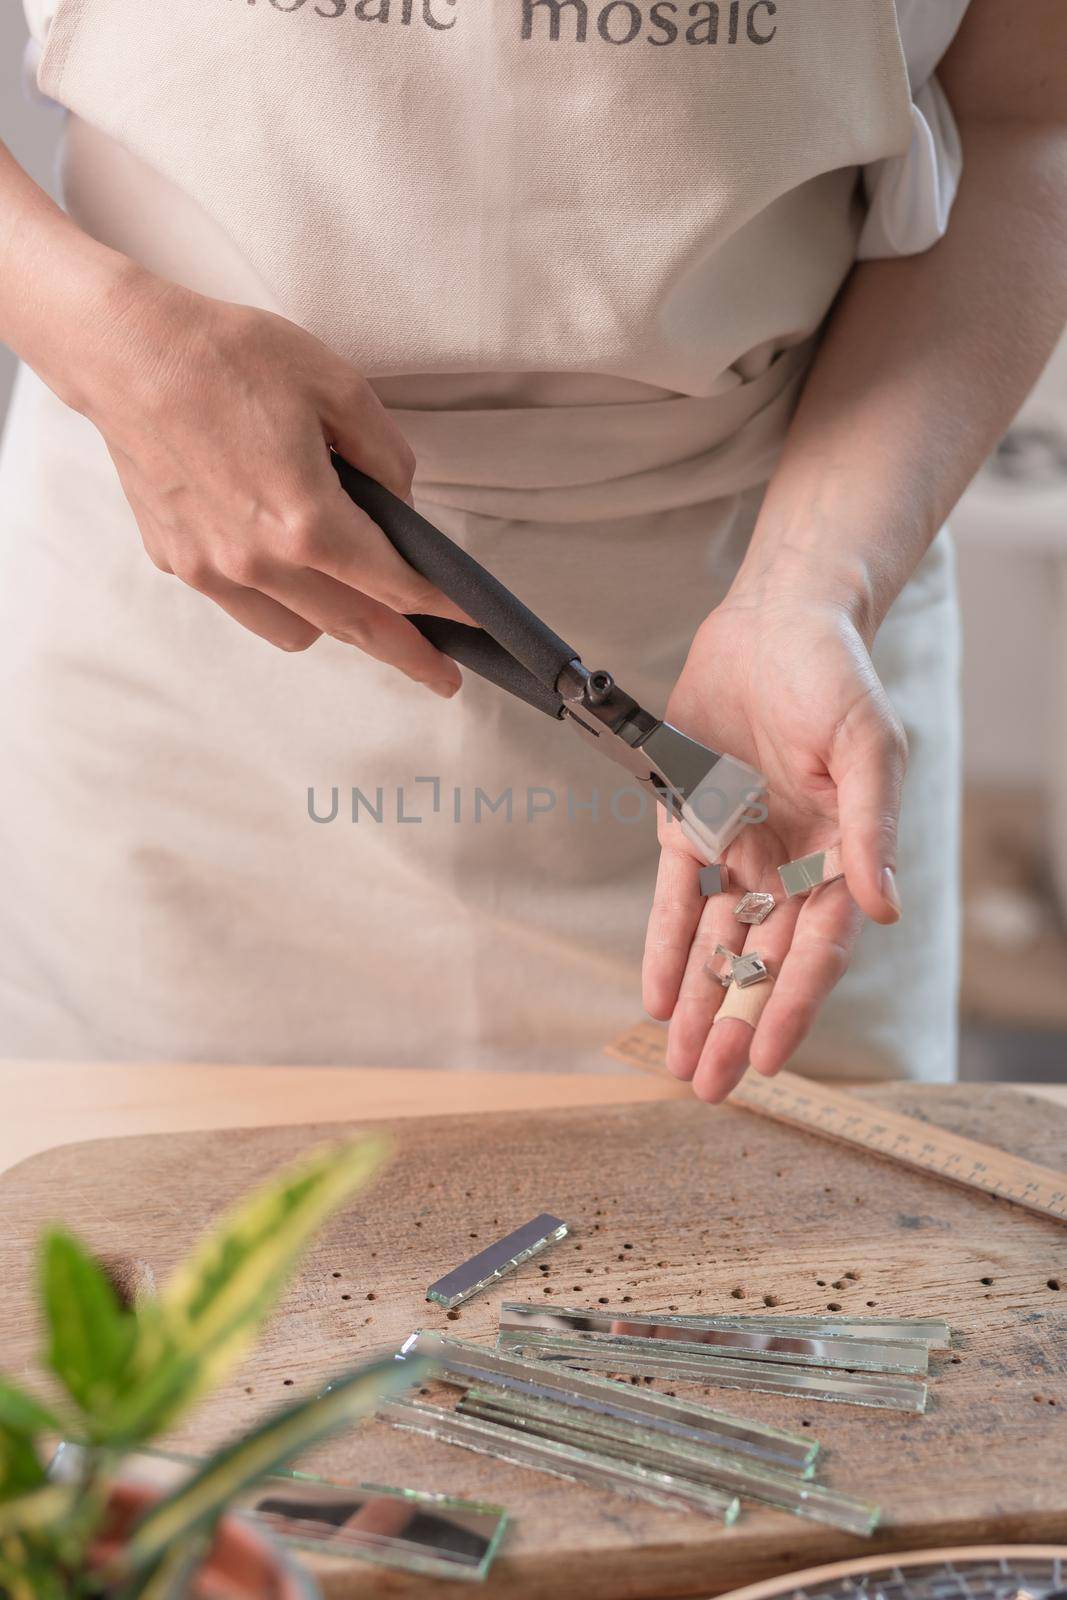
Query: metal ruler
606 1021 1067 1227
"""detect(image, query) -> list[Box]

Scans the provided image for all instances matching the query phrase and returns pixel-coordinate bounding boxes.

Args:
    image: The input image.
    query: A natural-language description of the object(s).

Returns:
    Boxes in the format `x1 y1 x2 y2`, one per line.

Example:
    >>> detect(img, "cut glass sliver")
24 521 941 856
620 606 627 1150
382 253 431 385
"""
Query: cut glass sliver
495 1340 928 1412
458 1384 813 1480
495 1310 928 1375
457 1391 879 1536
500 1301 950 1349
396 1331 819 1467
377 1397 740 1522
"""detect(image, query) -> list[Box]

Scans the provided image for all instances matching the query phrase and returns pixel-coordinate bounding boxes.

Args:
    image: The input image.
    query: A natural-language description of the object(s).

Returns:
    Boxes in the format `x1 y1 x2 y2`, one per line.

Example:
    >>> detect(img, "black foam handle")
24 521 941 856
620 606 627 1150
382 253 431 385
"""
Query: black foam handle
331 452 579 696
409 617 565 718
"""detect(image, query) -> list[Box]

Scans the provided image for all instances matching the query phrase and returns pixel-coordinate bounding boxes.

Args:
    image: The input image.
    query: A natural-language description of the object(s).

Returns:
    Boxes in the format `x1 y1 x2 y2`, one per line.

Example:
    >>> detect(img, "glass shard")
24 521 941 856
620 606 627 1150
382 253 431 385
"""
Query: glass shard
496 1305 928 1374
396 1332 818 1469
527 1311 948 1348
456 1385 813 1481
732 951 770 988
779 844 844 897
50 1444 508 1581
699 864 728 897
377 1397 740 1522
497 1343 928 1412
246 1477 508 1579
426 1213 568 1310
733 891 776 925
457 1392 879 1537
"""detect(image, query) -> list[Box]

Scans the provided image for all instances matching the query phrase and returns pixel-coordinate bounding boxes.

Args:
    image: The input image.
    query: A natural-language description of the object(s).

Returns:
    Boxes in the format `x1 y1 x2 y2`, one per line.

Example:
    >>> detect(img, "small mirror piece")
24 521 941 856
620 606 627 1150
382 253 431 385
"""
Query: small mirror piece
733 891 775 925
713 945 769 988
704 957 733 989
426 1213 568 1310
779 844 844 898
732 952 769 988
50 1445 508 1582
699 864 729 897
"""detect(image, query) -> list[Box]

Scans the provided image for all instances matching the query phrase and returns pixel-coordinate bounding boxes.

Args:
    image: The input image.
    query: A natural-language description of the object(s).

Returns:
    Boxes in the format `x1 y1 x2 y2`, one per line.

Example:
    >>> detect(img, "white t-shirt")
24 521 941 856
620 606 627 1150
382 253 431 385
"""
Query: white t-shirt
21 0 971 259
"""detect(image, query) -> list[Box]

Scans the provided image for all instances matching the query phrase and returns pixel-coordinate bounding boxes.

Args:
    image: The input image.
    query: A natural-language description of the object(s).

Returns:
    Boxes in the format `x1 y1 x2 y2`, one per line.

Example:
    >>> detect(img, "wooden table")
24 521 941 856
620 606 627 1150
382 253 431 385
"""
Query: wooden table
2 1060 1066 1600
2 1058 1064 1176
0 1058 698 1175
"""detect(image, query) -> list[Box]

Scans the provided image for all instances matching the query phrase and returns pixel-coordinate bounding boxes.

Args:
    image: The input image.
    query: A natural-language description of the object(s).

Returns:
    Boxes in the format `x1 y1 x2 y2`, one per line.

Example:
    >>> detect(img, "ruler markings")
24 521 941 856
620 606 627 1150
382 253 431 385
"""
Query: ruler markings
606 1023 1067 1226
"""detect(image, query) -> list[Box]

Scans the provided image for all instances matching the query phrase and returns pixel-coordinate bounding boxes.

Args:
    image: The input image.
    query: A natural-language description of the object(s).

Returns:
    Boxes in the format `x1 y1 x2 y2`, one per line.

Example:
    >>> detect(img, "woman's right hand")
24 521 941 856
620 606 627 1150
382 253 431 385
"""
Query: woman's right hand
79 265 466 694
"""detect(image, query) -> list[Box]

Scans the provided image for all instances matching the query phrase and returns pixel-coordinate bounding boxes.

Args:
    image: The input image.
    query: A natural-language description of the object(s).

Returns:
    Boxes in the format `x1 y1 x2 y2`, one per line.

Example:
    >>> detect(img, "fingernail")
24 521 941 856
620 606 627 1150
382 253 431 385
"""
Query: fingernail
881 866 902 920
424 677 460 699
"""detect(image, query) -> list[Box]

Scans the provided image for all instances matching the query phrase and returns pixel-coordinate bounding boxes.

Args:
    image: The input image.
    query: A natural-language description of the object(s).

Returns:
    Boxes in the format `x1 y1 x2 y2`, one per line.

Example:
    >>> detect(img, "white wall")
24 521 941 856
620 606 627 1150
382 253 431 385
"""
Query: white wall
954 336 1067 788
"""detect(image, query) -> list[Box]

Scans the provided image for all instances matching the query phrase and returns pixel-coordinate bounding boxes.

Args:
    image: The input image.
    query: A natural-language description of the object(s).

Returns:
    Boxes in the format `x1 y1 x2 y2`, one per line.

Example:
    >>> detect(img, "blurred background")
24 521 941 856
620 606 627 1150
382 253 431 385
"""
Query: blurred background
3 7 1066 1084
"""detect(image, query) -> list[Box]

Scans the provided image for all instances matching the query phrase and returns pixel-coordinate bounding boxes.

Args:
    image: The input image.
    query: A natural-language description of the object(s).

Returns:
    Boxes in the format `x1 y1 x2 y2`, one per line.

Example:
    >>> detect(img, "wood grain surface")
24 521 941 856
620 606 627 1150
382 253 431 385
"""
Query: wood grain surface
2 1087 1066 1600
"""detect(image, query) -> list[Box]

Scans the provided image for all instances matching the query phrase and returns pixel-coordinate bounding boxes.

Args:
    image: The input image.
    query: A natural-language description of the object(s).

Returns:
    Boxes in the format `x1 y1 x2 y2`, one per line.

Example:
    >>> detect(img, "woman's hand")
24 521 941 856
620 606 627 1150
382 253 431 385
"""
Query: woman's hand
78 266 466 692
642 591 906 1103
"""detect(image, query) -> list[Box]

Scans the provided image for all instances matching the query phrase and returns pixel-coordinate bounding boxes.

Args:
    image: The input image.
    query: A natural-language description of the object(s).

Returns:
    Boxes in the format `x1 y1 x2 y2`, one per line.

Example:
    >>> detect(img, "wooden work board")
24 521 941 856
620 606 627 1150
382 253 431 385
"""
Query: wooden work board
2 1085 1066 1600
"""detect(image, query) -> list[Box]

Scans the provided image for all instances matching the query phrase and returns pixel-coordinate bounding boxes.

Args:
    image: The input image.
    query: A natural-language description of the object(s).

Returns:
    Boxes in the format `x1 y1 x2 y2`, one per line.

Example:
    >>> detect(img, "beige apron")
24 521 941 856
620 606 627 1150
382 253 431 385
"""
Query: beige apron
0 0 960 1077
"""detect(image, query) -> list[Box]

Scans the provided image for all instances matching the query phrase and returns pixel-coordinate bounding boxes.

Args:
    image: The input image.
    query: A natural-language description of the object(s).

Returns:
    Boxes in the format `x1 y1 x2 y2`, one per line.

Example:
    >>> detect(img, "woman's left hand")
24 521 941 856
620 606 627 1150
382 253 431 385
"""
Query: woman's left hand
642 592 907 1103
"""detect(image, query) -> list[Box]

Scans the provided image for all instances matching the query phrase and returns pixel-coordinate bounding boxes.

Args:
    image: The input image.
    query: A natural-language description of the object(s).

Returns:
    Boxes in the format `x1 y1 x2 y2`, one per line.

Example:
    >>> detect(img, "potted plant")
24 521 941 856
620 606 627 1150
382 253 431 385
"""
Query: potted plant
0 1136 432 1598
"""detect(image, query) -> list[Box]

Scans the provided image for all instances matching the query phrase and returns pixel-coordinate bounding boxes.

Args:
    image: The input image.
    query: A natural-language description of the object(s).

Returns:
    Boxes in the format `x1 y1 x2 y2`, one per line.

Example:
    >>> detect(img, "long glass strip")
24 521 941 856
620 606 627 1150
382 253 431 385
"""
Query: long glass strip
500 1302 949 1349
50 1443 508 1581
397 1332 818 1469
377 1398 740 1523
457 1393 879 1537
426 1214 568 1310
496 1341 927 1412
458 1387 810 1482
496 1308 927 1375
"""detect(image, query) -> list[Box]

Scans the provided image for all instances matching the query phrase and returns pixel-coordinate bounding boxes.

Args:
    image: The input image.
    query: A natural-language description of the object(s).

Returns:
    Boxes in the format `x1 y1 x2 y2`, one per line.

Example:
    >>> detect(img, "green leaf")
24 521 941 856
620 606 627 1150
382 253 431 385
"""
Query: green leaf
0 1483 78 1538
0 1539 70 1600
109 1137 390 1439
0 1426 48 1503
117 1348 430 1581
39 1232 138 1423
0 1381 63 1438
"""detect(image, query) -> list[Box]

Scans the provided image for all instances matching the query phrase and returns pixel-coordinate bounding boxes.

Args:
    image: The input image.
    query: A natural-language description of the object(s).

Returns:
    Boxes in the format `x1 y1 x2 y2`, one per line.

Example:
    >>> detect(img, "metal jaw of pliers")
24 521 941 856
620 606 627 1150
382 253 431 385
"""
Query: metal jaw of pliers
555 661 764 861
331 454 766 864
